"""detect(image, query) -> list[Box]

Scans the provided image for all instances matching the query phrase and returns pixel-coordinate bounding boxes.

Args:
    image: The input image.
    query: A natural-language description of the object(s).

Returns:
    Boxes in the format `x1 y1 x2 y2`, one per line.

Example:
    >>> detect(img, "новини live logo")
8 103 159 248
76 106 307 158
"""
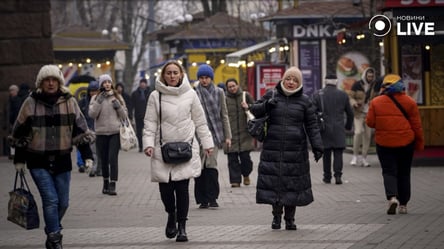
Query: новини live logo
369 14 437 37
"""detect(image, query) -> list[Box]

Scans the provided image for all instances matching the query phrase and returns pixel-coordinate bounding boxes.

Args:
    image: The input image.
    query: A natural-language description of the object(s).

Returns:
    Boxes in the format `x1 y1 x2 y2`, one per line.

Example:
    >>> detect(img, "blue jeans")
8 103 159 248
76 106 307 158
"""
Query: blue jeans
29 169 70 234
76 149 84 167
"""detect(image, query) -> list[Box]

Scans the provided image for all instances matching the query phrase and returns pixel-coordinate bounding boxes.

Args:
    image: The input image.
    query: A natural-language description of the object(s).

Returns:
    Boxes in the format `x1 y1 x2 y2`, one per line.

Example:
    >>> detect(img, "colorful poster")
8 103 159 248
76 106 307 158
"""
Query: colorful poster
336 51 370 93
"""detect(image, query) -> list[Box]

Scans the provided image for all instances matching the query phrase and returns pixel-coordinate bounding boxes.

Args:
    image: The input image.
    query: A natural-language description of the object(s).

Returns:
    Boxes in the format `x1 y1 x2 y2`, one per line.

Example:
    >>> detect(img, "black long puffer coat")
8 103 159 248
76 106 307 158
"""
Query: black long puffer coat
250 83 323 206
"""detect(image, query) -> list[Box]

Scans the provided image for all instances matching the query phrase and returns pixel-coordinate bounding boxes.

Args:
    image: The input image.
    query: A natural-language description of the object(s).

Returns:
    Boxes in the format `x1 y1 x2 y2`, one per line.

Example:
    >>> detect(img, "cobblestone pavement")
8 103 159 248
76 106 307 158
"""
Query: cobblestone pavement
0 150 443 249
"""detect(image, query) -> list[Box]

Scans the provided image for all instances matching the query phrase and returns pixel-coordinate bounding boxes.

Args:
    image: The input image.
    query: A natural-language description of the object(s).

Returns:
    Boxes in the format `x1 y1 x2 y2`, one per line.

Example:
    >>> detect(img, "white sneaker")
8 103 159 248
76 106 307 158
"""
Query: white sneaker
350 156 357 166
362 158 371 167
387 197 399 215
399 205 408 214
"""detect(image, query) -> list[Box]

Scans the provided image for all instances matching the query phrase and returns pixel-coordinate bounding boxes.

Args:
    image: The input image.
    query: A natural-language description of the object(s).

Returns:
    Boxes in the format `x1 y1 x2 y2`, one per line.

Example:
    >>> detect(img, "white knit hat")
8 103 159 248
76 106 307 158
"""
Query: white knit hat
98 74 113 86
35 65 65 88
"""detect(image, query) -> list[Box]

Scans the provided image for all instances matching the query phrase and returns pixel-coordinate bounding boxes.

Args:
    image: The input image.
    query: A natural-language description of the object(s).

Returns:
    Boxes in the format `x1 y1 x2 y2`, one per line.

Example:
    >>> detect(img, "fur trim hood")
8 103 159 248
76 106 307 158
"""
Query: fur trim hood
35 65 70 94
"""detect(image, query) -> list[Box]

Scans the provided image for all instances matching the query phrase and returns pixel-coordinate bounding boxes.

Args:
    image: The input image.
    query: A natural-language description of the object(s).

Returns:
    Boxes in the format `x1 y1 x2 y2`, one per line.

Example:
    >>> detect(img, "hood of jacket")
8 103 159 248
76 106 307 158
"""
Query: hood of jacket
155 74 192 95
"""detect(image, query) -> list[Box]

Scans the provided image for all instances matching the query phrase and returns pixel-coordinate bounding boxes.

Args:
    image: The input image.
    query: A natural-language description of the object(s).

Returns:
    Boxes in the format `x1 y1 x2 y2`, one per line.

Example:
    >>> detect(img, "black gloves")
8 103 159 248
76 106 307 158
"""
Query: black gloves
313 149 323 162
112 99 121 110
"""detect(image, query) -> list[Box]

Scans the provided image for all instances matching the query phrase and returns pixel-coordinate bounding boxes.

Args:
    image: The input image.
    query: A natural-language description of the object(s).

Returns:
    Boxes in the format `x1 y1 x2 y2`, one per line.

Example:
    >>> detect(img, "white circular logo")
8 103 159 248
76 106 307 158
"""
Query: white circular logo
369 15 392 37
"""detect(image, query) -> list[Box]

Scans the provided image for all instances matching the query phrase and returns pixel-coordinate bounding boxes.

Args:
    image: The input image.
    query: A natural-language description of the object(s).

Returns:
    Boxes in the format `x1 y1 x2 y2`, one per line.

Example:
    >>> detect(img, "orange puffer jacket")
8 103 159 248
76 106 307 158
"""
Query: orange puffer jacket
366 93 424 151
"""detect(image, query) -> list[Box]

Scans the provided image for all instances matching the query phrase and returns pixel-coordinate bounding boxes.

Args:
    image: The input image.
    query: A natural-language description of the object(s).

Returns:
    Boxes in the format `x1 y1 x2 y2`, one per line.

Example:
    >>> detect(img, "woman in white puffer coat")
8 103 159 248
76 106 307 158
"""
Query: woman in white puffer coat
143 60 214 243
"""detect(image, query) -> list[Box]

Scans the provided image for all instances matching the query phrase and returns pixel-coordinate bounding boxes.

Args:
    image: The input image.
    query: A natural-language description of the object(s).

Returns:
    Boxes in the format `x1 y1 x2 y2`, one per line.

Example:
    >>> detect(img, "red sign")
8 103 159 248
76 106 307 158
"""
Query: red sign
383 0 444 8
255 64 286 99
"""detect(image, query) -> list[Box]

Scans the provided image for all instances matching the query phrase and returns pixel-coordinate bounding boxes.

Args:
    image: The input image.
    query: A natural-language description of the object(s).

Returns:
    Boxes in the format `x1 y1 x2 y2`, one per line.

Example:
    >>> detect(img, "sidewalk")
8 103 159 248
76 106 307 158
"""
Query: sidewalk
0 150 443 249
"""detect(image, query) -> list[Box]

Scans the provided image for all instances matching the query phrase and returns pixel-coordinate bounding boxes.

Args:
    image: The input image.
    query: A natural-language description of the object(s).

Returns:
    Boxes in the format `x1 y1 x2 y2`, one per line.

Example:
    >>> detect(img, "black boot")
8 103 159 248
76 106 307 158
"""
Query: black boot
284 206 297 230
272 215 282 229
271 204 283 229
165 213 177 239
335 176 343 185
176 220 188 242
108 181 117 195
45 232 63 249
102 179 109 194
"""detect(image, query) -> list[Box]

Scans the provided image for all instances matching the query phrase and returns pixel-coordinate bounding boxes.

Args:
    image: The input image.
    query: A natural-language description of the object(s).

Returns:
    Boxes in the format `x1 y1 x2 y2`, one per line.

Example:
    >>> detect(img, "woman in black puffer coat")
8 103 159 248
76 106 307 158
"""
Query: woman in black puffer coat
249 66 323 231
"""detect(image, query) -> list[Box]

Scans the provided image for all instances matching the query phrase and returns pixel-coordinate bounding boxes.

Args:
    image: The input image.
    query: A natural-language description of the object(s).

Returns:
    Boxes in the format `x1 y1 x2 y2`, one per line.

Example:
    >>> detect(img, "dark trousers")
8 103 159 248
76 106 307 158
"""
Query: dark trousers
135 118 144 151
322 148 344 179
227 151 253 184
96 134 120 181
194 168 219 204
376 142 414 205
159 179 189 221
272 204 296 220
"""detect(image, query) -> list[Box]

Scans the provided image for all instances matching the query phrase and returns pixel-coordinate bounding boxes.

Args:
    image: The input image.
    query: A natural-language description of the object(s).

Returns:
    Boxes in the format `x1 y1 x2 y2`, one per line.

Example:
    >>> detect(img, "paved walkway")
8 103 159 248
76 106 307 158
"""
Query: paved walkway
0 150 443 249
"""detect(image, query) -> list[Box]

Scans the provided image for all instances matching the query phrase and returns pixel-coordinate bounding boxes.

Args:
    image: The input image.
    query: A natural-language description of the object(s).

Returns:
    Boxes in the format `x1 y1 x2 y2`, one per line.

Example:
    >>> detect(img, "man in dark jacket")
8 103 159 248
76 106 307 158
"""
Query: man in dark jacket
4 85 20 159
116 82 132 120
312 75 353 184
78 80 100 176
130 78 151 152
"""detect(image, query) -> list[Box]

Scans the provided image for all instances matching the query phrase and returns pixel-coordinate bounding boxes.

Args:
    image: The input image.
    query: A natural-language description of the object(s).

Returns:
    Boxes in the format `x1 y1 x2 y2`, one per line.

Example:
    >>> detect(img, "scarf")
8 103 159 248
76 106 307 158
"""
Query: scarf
383 81 405 95
280 81 302 96
196 83 224 146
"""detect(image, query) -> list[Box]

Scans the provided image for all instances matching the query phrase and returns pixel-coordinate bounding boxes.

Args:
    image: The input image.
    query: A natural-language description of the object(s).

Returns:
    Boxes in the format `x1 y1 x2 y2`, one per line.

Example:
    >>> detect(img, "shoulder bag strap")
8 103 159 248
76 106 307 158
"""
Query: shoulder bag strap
159 93 163 146
14 172 32 192
319 90 325 113
387 95 409 120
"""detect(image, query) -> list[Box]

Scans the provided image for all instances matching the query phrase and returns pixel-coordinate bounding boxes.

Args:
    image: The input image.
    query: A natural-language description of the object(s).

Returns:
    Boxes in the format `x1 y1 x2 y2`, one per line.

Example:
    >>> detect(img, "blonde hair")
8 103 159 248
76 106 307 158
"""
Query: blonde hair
160 60 184 85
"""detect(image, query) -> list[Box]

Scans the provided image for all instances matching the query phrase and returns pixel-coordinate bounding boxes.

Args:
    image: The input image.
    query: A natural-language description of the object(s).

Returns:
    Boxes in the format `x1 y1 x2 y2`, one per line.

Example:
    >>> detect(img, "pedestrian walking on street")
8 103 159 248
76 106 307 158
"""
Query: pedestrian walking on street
4 84 20 160
348 67 380 167
116 82 133 121
89 74 128 195
249 66 324 230
78 80 100 177
366 74 424 215
224 78 255 188
312 75 354 184
194 64 232 209
9 65 95 249
131 78 151 152
143 60 214 242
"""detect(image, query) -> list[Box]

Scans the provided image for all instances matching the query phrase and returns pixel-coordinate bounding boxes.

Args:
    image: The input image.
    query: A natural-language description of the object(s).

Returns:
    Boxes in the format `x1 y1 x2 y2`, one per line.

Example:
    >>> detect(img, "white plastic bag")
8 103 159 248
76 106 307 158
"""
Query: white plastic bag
120 118 138 151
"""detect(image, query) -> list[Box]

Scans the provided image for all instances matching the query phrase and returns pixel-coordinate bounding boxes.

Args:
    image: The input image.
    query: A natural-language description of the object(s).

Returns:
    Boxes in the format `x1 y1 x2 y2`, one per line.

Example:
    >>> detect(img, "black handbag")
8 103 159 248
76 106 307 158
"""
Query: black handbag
7 172 40 230
159 93 193 164
247 115 269 142
247 89 276 142
161 142 193 164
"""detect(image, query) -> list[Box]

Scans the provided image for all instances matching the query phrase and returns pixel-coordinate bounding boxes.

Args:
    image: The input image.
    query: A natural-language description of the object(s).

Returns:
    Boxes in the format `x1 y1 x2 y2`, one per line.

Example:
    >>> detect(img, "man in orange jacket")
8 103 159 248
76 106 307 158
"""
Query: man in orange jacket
366 74 424 215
